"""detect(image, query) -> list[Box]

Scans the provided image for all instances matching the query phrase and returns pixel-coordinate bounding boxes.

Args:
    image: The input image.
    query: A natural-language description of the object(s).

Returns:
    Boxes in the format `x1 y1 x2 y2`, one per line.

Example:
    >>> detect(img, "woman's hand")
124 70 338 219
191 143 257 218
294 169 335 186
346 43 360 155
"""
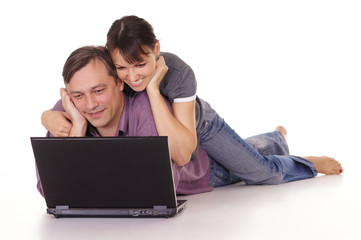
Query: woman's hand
41 110 72 137
146 56 168 94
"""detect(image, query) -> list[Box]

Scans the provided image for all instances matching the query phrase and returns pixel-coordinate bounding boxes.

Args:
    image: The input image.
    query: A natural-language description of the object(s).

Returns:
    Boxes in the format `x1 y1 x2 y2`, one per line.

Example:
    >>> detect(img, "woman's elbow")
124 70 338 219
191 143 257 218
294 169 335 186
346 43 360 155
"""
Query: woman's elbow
172 137 197 167
173 147 195 167
174 157 190 167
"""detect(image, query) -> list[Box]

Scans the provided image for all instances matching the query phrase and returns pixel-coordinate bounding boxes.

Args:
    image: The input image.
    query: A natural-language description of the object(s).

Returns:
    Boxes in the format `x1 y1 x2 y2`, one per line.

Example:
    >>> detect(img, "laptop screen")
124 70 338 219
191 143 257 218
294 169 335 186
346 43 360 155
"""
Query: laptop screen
31 136 177 209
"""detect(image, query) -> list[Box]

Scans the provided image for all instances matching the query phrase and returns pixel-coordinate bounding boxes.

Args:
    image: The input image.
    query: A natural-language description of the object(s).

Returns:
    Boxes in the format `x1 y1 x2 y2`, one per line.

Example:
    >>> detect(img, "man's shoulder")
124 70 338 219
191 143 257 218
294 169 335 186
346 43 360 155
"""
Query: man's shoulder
126 91 171 110
127 91 150 106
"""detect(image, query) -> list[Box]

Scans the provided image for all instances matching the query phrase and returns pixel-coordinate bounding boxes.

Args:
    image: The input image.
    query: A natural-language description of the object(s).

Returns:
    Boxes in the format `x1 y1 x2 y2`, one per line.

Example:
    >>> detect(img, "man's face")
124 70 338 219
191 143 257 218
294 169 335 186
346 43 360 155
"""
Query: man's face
66 59 124 133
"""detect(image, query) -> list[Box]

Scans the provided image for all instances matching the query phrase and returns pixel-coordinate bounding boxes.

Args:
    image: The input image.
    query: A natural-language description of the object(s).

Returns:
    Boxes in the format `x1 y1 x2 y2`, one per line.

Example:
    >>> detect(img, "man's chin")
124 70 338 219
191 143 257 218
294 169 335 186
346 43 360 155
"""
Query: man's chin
87 119 105 129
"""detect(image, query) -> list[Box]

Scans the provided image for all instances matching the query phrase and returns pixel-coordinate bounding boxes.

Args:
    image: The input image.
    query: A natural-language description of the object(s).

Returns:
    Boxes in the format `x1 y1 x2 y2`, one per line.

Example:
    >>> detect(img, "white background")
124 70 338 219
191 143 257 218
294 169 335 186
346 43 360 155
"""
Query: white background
0 1 360 239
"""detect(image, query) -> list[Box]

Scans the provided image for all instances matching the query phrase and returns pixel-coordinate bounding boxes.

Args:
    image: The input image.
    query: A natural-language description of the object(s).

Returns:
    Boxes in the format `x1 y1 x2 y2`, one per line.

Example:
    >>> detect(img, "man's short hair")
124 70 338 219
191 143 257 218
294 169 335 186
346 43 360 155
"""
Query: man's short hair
62 46 118 84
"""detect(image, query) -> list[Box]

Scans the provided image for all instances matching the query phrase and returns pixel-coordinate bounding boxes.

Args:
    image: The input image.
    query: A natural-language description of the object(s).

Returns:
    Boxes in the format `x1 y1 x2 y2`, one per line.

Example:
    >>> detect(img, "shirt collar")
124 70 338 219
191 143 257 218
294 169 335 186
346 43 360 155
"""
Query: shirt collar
117 94 129 136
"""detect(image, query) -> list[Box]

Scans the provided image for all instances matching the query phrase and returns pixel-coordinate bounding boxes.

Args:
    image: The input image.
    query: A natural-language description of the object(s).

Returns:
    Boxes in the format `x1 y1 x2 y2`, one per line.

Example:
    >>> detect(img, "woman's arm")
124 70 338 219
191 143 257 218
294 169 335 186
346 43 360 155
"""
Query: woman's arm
41 109 72 137
146 57 197 167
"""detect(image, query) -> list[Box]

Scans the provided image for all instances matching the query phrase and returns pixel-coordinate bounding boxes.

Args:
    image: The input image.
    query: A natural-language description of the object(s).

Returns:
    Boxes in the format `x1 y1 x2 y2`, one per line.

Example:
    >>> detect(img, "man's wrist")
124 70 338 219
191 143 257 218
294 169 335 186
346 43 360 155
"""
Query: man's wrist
69 121 87 137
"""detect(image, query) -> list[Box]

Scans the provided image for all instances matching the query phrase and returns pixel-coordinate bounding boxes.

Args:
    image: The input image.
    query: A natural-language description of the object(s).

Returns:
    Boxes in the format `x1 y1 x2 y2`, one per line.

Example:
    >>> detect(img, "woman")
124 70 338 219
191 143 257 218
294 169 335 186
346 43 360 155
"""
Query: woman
42 15 343 186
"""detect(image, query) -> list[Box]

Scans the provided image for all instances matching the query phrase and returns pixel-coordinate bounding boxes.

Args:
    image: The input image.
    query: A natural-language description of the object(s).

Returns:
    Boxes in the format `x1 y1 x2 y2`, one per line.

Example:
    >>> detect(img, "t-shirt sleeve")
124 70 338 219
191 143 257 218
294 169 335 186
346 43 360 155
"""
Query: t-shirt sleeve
160 53 197 103
171 66 197 103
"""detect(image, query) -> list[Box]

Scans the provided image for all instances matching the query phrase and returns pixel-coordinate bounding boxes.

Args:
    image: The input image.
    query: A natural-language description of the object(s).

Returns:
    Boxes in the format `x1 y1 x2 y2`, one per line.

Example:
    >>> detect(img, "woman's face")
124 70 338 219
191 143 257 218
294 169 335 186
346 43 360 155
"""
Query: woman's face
111 43 160 92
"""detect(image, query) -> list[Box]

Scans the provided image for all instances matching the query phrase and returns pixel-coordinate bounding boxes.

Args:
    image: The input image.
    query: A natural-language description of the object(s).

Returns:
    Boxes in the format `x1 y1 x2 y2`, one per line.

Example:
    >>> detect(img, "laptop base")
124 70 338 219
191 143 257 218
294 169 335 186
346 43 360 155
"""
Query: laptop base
47 200 187 218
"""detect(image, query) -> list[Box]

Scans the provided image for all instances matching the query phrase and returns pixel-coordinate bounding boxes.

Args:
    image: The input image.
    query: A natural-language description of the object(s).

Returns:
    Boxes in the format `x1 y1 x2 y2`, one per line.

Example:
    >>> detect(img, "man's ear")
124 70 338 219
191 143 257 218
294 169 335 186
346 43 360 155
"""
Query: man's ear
117 78 124 91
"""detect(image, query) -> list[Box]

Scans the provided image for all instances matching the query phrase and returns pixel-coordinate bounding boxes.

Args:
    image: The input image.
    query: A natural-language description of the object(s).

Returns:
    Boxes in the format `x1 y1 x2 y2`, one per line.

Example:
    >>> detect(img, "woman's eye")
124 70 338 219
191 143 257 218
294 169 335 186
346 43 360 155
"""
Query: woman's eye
137 63 146 67
116 66 124 70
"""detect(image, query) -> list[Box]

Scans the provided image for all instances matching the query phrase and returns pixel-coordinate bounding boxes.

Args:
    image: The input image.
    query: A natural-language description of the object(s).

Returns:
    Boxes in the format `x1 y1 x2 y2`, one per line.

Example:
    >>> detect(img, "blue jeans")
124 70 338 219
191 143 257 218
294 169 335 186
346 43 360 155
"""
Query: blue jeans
198 100 318 187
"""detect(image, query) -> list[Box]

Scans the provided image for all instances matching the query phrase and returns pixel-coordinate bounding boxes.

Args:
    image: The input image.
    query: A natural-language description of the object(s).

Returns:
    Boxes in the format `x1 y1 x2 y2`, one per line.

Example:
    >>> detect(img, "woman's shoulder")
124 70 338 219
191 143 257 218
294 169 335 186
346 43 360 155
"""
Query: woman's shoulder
159 52 197 101
160 51 180 60
161 52 190 71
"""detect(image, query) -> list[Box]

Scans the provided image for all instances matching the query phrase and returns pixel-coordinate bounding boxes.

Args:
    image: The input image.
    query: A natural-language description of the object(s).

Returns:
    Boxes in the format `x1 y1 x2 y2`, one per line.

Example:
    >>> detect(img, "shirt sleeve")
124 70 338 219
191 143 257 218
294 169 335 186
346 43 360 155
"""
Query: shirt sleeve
160 53 197 103
36 164 45 197
171 66 197 103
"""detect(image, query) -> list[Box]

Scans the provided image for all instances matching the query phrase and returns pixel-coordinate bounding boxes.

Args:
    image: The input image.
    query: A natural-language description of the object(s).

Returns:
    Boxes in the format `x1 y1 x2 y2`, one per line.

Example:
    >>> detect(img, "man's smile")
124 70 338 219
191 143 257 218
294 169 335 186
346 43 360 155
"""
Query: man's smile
86 108 106 119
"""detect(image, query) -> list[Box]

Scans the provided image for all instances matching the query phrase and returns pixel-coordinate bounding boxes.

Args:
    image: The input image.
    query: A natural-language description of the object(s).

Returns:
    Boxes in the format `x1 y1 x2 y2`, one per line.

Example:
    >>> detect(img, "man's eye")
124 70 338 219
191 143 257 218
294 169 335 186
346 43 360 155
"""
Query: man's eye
95 89 104 94
73 95 82 99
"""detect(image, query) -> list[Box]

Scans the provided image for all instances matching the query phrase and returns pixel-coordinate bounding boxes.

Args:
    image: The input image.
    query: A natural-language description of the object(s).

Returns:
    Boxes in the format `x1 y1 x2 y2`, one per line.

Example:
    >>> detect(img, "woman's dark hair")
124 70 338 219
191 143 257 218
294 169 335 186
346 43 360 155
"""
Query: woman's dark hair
106 15 157 64
62 46 118 84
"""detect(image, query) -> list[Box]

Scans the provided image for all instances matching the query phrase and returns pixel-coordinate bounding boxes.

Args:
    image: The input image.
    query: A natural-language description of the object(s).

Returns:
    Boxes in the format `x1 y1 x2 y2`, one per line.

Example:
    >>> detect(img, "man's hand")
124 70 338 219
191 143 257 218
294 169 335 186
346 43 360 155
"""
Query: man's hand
60 88 87 137
146 56 168 94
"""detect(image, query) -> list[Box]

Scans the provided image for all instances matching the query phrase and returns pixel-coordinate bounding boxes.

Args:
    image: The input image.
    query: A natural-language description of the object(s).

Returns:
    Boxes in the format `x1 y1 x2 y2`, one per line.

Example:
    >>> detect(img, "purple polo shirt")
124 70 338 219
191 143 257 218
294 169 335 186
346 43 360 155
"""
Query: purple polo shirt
36 91 213 196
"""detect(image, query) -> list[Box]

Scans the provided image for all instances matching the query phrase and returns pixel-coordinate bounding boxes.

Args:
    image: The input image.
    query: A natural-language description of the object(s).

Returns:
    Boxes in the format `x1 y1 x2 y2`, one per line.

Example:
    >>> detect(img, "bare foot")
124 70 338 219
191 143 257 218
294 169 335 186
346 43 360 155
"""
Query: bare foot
302 156 344 175
275 125 287 141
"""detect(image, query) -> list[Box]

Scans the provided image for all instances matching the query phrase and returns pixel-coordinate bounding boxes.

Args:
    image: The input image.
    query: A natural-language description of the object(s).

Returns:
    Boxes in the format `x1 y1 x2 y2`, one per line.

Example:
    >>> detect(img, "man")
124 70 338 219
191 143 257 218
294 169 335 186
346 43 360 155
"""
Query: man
36 46 213 196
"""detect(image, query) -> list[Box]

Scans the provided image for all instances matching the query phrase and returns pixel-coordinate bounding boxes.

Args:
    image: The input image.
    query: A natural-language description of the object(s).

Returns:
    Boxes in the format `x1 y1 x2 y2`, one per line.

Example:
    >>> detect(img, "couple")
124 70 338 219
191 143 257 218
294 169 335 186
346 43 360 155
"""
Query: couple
38 15 343 196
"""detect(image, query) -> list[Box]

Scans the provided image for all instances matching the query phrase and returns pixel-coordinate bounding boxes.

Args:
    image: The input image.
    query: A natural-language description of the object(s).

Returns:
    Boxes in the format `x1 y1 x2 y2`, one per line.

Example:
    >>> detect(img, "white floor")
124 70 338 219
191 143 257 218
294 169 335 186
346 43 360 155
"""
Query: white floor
1 156 360 240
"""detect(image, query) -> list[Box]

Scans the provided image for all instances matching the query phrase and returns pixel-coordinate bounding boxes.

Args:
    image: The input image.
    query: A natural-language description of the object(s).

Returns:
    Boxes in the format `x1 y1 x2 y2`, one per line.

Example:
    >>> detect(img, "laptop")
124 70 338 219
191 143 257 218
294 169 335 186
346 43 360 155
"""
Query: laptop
30 136 187 218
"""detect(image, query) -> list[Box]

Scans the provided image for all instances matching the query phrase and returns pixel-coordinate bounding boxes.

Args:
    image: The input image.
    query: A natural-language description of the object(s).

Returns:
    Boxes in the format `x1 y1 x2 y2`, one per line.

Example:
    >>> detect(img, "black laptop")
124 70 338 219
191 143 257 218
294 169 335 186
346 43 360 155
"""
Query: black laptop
30 136 187 218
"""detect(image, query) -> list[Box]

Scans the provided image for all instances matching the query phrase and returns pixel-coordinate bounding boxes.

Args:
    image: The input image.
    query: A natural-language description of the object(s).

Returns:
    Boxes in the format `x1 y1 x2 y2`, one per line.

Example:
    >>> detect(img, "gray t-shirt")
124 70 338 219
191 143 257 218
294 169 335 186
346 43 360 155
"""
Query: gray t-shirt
160 52 197 103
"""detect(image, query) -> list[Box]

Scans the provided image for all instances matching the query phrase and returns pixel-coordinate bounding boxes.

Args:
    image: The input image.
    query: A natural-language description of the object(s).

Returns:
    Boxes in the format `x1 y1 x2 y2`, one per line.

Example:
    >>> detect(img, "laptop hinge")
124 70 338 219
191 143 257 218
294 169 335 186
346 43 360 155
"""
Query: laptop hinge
56 205 69 210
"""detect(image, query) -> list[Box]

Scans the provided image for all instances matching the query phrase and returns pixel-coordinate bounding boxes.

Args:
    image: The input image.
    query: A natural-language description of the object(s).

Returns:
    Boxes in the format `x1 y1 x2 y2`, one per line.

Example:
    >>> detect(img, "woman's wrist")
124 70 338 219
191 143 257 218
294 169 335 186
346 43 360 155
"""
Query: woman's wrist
41 109 52 128
146 85 161 97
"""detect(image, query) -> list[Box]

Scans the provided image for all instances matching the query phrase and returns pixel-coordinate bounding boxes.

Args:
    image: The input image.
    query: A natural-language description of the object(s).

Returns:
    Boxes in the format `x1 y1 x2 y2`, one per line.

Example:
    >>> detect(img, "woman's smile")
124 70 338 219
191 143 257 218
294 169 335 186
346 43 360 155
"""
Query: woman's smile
128 78 144 87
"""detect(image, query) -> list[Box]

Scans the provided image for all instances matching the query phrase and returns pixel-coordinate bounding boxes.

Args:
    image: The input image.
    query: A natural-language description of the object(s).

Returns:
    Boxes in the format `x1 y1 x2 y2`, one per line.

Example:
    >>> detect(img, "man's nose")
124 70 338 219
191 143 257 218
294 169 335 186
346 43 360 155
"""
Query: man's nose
86 95 98 110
